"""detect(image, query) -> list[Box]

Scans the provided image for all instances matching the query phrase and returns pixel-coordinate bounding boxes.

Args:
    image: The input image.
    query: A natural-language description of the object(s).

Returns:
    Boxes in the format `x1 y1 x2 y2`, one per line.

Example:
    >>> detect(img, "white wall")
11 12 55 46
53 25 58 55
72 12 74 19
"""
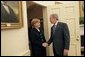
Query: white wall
33 1 55 6
1 1 30 56
57 1 78 4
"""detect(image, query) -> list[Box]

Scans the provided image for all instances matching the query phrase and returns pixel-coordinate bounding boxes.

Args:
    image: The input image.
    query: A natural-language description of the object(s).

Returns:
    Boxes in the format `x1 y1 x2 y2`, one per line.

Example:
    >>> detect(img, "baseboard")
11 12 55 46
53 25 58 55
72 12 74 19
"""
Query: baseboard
18 50 30 56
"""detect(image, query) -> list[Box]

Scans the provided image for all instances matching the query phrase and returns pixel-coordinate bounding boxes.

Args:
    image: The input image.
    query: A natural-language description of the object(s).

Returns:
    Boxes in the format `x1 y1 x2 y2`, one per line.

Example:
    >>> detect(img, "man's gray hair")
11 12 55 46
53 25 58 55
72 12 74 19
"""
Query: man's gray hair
50 14 58 20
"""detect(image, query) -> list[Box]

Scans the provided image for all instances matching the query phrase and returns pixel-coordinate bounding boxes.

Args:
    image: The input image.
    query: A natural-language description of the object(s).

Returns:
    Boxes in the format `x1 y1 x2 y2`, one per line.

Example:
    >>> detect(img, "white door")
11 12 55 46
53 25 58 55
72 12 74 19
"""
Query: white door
43 1 81 56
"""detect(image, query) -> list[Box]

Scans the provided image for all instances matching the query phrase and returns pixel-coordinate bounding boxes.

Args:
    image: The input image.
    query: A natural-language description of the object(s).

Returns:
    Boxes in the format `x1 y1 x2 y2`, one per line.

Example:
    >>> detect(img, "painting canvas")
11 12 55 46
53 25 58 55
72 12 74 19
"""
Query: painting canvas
1 1 23 29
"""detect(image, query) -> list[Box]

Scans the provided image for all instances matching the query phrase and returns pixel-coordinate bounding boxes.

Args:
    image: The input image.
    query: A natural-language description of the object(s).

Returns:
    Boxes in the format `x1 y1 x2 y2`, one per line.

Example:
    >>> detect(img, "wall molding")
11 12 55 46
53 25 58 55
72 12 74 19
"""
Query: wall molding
18 50 30 56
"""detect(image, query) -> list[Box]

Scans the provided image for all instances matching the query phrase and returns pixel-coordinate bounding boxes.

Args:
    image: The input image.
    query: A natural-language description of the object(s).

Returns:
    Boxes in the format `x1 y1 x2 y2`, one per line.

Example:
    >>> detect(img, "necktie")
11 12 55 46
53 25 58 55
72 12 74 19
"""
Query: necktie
53 24 56 35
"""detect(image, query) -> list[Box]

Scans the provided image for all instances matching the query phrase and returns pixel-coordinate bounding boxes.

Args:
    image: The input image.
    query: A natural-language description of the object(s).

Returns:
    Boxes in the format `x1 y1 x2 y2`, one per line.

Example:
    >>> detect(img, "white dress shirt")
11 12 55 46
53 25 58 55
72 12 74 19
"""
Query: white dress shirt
1 1 10 14
54 21 59 28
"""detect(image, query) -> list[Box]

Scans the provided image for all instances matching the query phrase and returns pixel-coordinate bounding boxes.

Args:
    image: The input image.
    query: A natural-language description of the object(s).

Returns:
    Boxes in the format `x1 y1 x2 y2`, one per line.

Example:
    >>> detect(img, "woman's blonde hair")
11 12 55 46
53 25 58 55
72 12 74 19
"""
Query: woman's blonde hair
31 18 40 26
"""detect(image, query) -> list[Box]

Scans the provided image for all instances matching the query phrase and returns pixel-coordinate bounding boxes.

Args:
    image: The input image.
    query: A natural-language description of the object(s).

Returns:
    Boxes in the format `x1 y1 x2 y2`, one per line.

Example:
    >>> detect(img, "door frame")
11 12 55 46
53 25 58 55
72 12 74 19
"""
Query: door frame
42 1 81 56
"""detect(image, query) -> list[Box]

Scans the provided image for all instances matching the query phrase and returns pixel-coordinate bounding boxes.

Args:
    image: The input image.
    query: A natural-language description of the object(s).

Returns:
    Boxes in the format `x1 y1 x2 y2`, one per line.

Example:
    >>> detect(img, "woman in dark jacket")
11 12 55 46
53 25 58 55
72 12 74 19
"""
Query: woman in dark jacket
29 18 47 56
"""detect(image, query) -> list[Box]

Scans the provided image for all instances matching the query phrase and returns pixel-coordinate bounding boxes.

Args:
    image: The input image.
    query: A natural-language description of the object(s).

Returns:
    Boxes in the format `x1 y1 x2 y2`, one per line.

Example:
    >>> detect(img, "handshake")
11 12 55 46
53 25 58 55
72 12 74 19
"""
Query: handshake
42 42 48 47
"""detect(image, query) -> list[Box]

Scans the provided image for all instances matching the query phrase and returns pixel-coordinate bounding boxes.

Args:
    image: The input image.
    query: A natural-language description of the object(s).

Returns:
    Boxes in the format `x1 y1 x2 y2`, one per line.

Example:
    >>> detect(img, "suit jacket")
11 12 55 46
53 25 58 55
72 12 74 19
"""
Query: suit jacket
1 3 18 23
47 22 70 55
29 27 46 56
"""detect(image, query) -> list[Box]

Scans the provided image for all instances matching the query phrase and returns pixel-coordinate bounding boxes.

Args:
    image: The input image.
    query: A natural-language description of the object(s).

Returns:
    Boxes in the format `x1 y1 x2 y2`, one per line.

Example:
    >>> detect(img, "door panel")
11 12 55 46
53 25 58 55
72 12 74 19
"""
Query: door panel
45 2 80 56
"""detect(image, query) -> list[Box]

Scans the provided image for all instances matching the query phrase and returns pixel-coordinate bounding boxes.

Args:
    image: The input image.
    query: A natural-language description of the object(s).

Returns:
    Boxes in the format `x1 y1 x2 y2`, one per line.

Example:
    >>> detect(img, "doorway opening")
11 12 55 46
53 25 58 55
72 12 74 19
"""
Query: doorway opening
27 1 45 31
26 1 47 55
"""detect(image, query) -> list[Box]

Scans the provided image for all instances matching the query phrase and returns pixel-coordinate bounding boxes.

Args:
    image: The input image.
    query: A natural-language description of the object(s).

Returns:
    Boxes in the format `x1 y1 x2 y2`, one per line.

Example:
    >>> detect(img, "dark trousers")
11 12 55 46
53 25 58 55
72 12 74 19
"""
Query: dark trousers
31 47 46 56
53 48 63 56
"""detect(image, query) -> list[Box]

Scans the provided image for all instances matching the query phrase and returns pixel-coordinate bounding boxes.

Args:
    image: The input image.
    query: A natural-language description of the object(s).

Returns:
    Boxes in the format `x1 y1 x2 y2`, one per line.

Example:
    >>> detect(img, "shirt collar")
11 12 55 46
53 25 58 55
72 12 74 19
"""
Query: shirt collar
54 21 58 26
1 1 4 4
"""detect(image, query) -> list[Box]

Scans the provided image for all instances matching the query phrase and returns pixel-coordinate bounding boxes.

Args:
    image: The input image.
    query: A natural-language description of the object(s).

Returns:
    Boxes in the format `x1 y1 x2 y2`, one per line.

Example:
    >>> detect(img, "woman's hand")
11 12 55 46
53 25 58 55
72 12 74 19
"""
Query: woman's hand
42 42 48 47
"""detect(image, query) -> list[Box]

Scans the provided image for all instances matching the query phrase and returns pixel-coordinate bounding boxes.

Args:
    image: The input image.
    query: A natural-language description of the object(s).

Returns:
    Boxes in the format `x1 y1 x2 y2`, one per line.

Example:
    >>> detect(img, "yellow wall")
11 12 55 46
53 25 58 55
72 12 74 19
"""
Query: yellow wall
1 1 30 56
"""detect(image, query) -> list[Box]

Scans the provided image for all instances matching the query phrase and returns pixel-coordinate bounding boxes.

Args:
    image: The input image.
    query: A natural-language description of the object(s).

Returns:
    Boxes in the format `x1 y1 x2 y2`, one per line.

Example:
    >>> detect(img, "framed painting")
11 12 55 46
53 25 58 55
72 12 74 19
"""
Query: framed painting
1 1 23 30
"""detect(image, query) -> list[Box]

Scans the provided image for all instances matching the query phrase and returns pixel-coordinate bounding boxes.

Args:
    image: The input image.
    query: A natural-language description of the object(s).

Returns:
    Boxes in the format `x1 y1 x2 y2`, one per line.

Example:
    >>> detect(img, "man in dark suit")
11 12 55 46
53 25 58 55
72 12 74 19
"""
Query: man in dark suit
46 14 70 56
1 1 18 23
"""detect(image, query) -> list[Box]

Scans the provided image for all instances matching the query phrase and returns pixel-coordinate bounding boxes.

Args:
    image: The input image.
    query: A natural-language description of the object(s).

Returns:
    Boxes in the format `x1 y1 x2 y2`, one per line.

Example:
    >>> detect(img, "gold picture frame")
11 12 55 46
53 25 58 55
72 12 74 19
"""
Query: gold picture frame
1 1 23 30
